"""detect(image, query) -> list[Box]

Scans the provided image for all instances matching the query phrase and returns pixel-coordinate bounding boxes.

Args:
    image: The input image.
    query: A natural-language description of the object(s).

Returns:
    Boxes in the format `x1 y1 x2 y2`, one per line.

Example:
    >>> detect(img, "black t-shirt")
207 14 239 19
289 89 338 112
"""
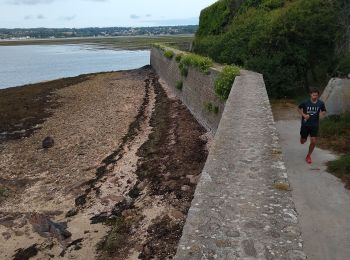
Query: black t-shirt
298 99 326 127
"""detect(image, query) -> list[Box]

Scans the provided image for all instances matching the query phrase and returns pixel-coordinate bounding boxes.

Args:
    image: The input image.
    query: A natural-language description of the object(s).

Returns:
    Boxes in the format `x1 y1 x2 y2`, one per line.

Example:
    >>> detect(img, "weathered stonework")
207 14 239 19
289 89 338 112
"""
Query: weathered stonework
150 48 305 259
150 47 225 133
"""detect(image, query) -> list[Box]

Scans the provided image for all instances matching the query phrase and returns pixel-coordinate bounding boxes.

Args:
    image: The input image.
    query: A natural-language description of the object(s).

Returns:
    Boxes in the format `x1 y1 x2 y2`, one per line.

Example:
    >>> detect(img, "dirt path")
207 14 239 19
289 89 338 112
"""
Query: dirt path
0 68 208 259
273 104 350 260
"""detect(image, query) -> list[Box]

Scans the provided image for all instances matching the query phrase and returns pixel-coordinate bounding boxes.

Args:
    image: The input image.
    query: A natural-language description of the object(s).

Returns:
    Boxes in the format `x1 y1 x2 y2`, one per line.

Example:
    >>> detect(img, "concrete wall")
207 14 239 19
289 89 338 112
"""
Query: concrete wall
150 47 225 133
150 48 305 259
321 78 350 115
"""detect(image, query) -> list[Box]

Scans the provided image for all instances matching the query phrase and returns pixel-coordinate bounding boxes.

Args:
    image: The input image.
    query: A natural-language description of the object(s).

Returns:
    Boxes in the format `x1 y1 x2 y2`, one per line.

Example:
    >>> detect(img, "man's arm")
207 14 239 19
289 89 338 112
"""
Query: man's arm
298 105 309 120
320 102 327 118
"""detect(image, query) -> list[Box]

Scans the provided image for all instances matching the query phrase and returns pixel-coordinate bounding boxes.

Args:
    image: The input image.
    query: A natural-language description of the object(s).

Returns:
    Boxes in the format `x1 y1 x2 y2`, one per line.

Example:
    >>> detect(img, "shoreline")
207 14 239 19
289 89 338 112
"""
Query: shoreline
0 69 144 142
0 67 208 259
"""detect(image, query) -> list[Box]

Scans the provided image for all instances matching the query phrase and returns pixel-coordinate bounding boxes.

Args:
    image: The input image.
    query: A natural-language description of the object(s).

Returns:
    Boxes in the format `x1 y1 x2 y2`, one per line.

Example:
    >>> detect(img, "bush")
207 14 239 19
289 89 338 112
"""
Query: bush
179 63 189 77
176 81 183 90
164 50 174 59
318 113 350 153
175 53 183 63
214 65 240 100
179 53 213 74
204 102 220 114
333 53 350 77
152 43 165 51
194 0 341 98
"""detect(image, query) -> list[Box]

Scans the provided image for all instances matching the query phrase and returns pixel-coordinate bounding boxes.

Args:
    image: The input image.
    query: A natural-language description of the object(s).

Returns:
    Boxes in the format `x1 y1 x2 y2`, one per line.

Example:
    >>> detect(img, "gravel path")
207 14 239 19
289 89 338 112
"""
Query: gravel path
275 117 350 260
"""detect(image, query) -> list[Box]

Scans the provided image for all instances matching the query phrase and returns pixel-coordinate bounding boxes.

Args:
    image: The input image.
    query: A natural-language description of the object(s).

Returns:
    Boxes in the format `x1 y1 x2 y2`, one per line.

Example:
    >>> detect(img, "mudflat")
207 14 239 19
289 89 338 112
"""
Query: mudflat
0 67 208 259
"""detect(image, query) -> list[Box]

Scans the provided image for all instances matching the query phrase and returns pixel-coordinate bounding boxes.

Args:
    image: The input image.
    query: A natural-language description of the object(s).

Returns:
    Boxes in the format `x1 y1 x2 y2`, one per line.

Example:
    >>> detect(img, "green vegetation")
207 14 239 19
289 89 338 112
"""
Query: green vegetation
328 154 350 176
176 81 183 90
193 0 348 98
319 113 350 188
319 114 350 153
175 53 183 63
164 50 175 59
214 65 240 100
334 54 350 77
179 63 189 77
204 102 219 114
179 53 213 74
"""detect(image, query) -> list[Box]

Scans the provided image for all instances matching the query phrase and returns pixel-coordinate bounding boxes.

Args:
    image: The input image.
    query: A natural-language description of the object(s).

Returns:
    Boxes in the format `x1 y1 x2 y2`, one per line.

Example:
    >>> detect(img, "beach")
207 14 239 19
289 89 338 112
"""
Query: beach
0 67 208 259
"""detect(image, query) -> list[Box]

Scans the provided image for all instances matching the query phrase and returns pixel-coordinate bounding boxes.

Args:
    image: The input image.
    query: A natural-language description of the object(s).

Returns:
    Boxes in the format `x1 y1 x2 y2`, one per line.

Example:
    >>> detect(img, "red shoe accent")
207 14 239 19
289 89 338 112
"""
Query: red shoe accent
306 154 312 164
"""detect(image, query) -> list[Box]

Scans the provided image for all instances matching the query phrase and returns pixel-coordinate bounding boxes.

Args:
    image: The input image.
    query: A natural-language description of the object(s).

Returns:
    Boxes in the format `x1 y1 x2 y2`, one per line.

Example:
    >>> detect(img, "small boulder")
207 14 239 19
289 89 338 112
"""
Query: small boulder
42 136 54 149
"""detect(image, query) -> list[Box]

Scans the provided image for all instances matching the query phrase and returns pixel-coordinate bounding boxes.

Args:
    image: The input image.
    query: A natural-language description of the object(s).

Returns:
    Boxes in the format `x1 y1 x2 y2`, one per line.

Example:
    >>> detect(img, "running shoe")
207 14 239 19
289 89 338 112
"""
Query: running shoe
306 154 312 164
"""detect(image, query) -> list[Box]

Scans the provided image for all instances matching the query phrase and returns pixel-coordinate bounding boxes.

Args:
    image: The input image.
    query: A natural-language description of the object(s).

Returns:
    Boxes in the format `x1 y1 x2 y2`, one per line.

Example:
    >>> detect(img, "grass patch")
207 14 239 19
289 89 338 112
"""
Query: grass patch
179 63 189 77
327 154 350 189
179 53 213 74
318 114 350 154
319 113 350 189
163 50 174 59
176 81 183 91
175 53 183 63
204 102 219 114
214 65 240 100
328 155 350 176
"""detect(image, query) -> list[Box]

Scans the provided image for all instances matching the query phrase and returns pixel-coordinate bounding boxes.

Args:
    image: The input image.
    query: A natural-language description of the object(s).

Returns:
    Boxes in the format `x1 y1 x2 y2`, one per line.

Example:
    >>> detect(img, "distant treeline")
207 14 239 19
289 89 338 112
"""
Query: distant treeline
0 25 198 39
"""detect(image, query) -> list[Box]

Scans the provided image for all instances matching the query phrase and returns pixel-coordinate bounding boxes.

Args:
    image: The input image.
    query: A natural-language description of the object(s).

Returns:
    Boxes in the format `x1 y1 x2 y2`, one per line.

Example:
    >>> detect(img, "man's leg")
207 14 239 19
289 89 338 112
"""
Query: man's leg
308 137 317 156
300 125 308 144
306 125 318 163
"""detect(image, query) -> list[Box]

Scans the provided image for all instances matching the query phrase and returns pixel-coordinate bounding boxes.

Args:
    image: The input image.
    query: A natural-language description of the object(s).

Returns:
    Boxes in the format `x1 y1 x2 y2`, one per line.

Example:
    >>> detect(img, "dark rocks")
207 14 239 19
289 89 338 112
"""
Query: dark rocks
90 212 108 224
29 213 71 243
42 136 54 149
13 244 38 260
75 194 87 206
65 208 78 218
111 197 133 217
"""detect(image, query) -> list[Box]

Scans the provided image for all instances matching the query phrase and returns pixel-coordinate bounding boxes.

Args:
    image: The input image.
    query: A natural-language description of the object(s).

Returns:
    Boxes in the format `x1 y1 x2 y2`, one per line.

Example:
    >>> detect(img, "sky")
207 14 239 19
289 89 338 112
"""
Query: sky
0 0 218 28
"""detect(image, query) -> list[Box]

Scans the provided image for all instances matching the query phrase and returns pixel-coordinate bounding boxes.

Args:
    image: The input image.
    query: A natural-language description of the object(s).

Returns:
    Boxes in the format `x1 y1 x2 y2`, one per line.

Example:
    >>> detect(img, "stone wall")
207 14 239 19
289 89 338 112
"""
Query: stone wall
150 47 225 133
150 48 305 259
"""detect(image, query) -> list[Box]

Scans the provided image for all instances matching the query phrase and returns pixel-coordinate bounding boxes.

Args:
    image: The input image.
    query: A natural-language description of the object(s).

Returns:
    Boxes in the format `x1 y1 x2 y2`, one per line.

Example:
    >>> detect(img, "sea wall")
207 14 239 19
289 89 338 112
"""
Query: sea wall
150 48 305 259
150 47 225 133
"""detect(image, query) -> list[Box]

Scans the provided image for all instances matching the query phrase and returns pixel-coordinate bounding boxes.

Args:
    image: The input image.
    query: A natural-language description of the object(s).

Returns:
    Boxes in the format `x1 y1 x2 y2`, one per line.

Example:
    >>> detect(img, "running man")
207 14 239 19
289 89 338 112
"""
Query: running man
298 88 327 164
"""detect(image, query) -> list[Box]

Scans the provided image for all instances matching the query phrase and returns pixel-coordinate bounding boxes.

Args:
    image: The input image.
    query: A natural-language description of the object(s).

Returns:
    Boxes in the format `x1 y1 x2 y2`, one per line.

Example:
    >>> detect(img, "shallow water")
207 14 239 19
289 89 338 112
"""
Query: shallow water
0 44 150 89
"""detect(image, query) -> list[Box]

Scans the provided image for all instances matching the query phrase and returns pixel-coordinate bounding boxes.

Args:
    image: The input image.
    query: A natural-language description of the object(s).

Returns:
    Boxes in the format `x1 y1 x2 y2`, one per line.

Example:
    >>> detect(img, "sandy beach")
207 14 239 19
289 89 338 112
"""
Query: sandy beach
0 67 208 259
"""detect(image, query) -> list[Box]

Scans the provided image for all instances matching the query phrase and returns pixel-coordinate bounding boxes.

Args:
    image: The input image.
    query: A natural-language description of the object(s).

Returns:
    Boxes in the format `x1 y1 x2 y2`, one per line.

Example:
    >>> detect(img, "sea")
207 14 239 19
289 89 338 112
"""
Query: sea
0 44 150 89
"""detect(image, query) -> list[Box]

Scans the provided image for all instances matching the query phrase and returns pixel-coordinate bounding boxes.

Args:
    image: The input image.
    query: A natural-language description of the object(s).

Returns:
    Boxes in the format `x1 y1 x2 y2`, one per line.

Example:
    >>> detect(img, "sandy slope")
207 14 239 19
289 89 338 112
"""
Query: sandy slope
0 69 147 259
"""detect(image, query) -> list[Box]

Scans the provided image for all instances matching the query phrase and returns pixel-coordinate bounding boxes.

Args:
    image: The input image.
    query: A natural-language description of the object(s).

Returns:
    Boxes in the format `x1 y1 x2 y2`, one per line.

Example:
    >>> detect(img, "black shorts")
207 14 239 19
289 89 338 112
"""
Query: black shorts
300 125 319 139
